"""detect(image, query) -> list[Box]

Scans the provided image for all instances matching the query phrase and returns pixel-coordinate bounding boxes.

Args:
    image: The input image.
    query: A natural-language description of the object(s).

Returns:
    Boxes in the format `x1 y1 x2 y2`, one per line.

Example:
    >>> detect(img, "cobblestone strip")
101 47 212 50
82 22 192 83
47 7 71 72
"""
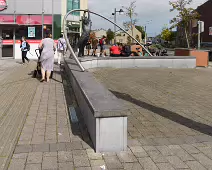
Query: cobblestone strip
0 62 39 170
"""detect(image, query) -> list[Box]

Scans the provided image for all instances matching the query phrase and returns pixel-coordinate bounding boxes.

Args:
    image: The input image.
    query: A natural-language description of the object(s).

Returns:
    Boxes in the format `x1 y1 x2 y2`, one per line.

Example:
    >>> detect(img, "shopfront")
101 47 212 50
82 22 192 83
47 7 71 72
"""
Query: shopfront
0 0 62 59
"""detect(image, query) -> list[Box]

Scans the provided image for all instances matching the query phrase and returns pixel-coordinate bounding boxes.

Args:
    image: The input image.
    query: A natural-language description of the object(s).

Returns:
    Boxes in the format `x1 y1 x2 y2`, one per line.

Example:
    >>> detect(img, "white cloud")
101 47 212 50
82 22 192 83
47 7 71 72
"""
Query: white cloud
88 0 207 36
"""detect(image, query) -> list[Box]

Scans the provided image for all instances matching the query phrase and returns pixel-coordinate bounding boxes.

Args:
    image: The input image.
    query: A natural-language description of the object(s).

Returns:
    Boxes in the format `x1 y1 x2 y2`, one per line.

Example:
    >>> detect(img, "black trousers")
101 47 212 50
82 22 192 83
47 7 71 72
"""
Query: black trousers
111 54 120 57
22 51 29 63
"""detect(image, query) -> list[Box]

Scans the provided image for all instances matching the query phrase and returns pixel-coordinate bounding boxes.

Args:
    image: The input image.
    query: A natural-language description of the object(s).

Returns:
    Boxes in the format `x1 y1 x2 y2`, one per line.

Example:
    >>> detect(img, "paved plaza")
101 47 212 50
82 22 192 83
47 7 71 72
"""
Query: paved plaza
92 67 212 170
1 59 212 170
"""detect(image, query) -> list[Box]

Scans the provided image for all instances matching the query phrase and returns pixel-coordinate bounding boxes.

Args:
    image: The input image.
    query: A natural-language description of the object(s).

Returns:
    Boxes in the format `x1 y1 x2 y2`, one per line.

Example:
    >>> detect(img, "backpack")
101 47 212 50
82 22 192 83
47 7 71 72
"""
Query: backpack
26 42 30 51
99 38 103 45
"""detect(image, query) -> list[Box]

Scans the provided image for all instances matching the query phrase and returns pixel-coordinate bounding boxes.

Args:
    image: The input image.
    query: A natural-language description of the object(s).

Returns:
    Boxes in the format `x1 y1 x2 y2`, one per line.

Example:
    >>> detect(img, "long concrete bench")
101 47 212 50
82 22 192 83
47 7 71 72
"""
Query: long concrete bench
78 56 196 69
64 58 129 152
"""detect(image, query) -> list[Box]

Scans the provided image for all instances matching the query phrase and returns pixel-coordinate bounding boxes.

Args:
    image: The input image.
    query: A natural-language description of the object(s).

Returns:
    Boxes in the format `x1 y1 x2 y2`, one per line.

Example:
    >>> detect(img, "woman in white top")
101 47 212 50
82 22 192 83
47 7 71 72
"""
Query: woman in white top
39 33 56 82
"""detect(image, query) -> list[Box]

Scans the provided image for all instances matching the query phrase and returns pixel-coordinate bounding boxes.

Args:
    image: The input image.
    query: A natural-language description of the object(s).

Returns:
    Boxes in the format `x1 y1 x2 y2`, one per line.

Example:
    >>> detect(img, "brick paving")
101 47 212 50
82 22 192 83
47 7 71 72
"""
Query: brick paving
0 60 39 170
7 62 104 170
3 59 212 170
92 67 212 170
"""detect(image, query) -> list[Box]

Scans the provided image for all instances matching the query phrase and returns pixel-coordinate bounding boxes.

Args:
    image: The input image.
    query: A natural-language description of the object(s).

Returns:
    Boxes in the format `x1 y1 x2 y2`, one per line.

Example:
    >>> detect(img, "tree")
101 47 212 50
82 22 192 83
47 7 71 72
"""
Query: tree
122 1 138 42
161 28 175 42
106 29 115 44
135 25 146 39
169 0 199 48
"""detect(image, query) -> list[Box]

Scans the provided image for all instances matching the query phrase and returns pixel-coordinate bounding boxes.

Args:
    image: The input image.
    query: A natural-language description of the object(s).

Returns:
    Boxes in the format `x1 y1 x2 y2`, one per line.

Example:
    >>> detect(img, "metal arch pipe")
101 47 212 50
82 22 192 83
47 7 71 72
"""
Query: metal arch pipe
63 9 152 72
63 9 86 72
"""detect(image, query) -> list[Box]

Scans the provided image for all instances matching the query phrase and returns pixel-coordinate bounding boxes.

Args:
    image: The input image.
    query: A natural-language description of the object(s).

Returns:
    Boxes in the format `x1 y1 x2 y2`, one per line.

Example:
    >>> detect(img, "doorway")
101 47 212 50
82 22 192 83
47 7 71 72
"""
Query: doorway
2 28 14 58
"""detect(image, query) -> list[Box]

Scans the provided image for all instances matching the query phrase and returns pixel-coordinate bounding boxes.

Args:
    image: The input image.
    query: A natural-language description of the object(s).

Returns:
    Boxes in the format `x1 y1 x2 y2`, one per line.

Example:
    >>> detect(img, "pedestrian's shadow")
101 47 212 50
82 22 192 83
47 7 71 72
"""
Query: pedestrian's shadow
110 90 212 136
16 61 23 64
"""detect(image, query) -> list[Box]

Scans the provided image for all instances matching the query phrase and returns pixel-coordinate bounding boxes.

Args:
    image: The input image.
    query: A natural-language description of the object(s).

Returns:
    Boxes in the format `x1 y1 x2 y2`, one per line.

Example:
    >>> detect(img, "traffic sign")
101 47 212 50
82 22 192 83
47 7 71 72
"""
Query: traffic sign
198 21 204 33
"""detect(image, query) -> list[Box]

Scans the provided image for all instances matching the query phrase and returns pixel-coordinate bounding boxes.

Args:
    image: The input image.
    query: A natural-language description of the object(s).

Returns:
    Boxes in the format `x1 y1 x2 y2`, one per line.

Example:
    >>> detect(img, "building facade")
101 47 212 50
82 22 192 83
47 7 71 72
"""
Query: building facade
115 27 142 44
0 0 87 59
192 0 212 44
176 0 212 47
93 29 107 39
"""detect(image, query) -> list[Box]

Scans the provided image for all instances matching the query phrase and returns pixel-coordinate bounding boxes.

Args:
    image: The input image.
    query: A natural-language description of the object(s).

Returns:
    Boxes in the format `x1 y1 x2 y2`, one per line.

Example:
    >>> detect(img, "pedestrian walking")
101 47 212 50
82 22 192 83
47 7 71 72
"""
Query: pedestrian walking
57 34 67 65
91 37 98 56
86 40 91 56
39 33 56 82
20 37 30 64
99 36 107 57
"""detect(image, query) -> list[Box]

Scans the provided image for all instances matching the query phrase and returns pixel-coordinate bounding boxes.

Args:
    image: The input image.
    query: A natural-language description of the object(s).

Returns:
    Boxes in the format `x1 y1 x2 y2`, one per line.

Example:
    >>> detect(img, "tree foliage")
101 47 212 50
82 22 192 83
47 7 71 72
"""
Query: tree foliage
169 0 199 48
161 28 175 42
135 25 146 39
122 1 137 42
106 29 115 43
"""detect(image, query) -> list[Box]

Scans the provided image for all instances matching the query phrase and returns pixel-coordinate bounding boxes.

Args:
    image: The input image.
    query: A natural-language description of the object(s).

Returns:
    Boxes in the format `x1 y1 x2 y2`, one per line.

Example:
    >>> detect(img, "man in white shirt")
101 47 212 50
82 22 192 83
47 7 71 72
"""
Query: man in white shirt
57 34 67 65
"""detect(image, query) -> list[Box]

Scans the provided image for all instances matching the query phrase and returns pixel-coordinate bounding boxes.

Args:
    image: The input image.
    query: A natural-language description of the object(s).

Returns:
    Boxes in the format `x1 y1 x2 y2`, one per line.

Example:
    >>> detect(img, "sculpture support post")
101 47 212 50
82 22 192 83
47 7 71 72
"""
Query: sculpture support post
63 9 153 72
63 10 85 72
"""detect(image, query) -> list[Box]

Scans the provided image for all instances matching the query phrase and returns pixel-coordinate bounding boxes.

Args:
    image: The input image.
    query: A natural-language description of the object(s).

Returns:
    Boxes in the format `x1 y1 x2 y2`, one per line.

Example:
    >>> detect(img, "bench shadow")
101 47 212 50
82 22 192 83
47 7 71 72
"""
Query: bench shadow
60 66 94 149
110 90 212 136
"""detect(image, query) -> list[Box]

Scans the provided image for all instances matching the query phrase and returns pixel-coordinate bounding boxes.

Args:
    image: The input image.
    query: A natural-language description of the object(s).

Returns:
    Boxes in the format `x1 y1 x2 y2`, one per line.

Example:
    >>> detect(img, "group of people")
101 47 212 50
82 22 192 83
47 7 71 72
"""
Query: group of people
20 33 67 83
84 35 151 57
110 43 150 57
110 44 132 57
86 36 107 57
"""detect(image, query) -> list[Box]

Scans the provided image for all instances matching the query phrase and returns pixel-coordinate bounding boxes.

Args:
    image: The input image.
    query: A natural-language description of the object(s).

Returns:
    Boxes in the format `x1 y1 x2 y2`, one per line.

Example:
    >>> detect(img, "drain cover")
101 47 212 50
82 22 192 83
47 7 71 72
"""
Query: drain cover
69 106 78 123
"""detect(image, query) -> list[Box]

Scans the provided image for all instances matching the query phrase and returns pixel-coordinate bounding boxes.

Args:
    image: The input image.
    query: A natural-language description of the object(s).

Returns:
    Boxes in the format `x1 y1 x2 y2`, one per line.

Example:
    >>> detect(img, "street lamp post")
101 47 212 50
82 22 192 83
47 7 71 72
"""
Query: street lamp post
52 0 54 39
42 0 44 39
144 20 152 44
112 8 124 44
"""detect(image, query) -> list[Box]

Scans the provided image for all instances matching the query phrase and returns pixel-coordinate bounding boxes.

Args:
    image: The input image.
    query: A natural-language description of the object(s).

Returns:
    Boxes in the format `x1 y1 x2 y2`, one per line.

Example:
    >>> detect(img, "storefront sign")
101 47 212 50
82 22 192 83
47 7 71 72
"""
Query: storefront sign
16 15 52 25
0 0 7 11
28 27 35 37
0 15 14 22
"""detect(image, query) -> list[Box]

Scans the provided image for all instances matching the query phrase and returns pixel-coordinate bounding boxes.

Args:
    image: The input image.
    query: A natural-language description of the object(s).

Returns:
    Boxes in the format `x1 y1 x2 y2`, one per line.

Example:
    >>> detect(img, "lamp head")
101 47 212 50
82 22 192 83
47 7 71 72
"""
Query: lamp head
119 9 124 15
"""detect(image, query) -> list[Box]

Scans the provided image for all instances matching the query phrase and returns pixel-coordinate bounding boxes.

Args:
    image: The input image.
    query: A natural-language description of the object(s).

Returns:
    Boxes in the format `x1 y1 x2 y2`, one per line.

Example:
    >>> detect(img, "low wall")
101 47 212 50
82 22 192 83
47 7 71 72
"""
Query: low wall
64 58 129 152
78 56 196 70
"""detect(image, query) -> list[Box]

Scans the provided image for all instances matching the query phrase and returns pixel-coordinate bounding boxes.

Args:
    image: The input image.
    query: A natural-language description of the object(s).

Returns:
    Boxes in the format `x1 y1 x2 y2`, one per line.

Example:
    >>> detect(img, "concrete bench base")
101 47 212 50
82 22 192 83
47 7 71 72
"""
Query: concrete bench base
79 56 196 69
64 58 129 152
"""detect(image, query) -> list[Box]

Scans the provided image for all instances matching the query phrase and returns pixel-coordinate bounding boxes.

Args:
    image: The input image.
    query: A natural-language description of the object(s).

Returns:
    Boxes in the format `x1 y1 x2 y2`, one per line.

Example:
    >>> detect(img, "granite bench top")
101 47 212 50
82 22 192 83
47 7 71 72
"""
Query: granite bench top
65 58 130 118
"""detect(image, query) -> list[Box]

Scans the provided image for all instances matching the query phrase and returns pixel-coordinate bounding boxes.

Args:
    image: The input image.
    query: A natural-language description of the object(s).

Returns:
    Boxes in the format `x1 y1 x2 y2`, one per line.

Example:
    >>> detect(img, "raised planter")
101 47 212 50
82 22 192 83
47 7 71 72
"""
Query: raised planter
175 48 209 67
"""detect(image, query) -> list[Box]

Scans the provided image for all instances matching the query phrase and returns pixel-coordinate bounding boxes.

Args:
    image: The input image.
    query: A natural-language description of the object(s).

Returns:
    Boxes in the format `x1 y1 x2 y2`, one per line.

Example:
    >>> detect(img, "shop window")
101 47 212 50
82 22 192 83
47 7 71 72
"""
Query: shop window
2 28 13 40
53 15 61 39
67 0 80 16
15 25 52 40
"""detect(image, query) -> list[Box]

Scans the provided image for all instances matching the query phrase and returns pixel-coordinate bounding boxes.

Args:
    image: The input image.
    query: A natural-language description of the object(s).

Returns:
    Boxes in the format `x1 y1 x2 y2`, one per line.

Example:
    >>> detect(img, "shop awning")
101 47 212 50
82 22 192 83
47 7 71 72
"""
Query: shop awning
0 22 19 27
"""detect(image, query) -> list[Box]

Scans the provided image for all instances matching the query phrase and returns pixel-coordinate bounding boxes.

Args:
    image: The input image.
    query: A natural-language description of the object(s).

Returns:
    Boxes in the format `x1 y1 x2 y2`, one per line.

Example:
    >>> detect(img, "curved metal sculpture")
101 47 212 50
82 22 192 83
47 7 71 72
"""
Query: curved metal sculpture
63 9 152 72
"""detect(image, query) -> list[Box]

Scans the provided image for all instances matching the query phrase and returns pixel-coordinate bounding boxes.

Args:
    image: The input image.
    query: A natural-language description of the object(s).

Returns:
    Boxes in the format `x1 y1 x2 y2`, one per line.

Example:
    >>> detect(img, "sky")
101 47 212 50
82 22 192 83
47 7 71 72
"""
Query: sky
88 0 208 37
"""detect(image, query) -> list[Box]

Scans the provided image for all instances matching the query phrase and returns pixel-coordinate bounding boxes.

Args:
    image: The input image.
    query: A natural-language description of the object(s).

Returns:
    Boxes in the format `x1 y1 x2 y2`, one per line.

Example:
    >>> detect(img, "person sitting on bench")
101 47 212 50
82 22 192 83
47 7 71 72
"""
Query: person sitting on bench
110 44 121 57
121 44 131 57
